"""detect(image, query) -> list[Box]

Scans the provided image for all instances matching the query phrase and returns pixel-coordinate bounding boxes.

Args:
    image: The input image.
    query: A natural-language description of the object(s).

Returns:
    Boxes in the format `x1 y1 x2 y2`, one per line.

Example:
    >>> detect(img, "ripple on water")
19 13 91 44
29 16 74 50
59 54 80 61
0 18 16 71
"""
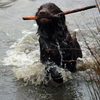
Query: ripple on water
0 0 17 8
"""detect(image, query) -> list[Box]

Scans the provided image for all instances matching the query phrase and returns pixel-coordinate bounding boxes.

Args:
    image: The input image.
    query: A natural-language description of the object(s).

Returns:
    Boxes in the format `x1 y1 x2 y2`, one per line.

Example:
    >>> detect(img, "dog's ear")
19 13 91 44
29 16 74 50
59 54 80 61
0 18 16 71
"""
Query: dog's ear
35 12 38 17
35 11 41 26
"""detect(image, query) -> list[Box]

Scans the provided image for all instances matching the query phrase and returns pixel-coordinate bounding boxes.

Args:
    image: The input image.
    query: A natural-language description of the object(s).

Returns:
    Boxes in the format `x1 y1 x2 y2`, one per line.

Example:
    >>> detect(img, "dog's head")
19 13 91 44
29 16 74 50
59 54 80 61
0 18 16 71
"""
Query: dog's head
35 3 65 26
35 3 69 40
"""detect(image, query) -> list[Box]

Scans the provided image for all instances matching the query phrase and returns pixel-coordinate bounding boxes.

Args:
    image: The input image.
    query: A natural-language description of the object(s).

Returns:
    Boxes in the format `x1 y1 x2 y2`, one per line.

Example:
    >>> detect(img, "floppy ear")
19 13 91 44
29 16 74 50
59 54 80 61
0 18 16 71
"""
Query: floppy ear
35 11 41 27
35 12 38 17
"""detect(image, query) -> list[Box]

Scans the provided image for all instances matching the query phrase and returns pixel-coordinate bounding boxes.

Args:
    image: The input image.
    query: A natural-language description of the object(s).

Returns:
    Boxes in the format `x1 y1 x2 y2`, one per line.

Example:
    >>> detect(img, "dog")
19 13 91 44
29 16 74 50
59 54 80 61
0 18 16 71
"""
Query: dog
35 3 82 83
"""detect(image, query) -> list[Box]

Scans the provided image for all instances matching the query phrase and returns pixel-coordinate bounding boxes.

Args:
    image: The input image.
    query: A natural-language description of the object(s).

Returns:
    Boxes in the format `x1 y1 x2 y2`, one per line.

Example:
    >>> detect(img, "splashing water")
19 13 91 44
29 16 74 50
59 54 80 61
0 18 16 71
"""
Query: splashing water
3 26 99 85
3 31 72 85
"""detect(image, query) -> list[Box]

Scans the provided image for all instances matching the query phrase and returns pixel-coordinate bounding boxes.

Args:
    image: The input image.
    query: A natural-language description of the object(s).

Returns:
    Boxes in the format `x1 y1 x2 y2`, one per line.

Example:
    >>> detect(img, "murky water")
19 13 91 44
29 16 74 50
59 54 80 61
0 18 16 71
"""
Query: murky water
0 0 100 100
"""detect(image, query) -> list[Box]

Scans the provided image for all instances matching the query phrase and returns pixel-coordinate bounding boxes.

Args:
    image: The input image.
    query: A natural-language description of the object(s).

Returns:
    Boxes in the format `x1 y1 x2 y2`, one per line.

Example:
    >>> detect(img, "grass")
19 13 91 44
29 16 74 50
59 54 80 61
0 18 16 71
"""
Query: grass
73 1 100 98
77 3 100 99
84 24 100 100
84 1 100 98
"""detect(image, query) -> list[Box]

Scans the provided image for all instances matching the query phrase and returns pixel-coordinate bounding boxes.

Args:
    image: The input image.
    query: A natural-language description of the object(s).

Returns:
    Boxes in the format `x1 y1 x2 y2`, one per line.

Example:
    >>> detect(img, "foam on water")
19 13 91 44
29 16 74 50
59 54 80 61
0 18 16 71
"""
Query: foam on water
3 27 99 85
3 32 47 85
3 31 72 85
4 33 39 67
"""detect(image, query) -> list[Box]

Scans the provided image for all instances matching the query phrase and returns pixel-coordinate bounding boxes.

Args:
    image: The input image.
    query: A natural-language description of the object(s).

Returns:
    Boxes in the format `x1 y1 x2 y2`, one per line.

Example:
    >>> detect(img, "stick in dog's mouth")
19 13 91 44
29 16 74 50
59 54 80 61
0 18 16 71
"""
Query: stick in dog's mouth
22 16 38 20
22 5 97 20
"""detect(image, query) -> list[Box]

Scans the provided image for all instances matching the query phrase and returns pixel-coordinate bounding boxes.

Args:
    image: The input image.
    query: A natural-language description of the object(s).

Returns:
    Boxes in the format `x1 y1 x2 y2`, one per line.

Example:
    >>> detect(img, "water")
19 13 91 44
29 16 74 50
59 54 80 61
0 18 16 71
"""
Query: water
0 0 100 100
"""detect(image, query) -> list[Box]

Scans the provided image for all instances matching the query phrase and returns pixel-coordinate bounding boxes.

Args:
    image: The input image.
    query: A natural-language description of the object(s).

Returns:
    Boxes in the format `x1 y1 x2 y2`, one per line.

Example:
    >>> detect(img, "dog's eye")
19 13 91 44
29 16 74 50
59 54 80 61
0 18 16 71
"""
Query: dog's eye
49 5 53 9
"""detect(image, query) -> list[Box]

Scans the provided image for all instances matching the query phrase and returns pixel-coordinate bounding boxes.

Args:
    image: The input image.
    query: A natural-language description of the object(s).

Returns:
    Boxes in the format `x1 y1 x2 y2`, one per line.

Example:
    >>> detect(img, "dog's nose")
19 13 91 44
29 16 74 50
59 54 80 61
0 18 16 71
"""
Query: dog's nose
40 11 46 15
39 9 47 16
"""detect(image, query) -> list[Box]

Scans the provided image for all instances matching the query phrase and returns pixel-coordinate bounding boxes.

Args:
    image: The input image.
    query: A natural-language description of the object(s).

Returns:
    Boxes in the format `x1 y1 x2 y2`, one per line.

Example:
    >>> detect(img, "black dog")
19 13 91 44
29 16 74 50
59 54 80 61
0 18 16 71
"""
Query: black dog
35 3 82 83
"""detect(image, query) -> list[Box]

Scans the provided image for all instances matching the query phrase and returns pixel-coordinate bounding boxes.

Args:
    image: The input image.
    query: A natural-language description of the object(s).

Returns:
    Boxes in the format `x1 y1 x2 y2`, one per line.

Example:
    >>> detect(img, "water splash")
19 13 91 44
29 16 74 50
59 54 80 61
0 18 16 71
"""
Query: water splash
56 40 63 66
3 31 72 85
3 27 99 85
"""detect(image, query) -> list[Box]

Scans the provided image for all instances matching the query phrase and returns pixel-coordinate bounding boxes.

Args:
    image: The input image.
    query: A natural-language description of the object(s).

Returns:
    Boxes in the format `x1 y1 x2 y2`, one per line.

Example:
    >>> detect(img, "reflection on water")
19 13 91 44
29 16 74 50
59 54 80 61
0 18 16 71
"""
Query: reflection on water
0 0 17 8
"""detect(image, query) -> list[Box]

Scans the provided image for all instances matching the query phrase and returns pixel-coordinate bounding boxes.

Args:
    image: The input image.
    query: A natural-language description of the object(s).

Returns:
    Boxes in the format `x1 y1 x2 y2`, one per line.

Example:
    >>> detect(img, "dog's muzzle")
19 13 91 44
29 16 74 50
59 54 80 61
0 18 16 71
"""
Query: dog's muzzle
37 9 53 24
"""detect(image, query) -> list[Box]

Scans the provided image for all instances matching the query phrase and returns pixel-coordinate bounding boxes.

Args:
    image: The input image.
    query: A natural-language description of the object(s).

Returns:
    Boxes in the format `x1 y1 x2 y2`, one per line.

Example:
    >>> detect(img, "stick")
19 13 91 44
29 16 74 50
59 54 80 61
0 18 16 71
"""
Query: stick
61 5 97 15
23 16 38 20
22 5 97 20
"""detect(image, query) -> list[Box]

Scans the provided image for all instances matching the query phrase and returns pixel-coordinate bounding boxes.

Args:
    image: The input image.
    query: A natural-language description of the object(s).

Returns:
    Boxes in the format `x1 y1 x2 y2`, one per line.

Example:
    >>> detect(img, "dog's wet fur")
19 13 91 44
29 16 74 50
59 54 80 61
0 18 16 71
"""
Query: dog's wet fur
35 3 82 83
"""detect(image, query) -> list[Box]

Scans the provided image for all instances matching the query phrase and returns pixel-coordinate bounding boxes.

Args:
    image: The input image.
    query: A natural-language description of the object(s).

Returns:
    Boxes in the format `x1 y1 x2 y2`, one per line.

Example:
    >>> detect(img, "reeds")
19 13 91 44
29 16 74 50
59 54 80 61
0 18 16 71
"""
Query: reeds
73 3 100 98
78 4 100 99
95 0 100 13
85 2 100 99
84 23 100 100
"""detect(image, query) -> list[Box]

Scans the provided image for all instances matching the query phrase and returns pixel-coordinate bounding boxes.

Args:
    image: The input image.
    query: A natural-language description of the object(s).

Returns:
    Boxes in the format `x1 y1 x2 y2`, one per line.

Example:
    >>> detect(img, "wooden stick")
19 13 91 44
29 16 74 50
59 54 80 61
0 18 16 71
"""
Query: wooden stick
62 5 97 15
22 16 38 20
22 5 97 20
